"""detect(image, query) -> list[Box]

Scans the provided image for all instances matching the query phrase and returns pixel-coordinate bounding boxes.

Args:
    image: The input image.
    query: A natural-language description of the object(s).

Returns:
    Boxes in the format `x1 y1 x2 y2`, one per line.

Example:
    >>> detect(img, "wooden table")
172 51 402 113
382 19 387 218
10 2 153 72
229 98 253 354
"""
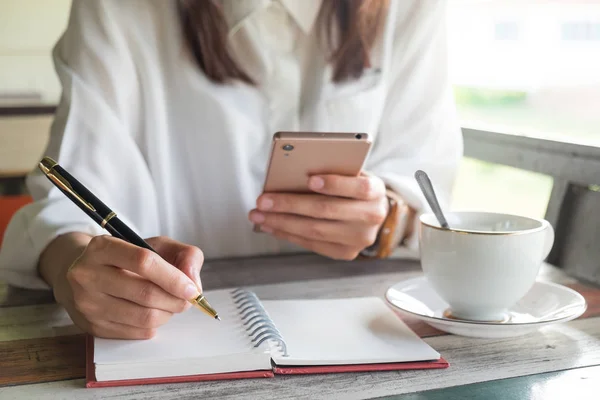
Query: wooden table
1 254 600 399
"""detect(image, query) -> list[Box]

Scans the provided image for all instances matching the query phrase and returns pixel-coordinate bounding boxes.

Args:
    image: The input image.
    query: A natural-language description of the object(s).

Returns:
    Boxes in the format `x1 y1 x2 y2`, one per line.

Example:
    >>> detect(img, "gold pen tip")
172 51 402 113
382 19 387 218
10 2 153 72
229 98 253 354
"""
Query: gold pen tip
215 315 221 321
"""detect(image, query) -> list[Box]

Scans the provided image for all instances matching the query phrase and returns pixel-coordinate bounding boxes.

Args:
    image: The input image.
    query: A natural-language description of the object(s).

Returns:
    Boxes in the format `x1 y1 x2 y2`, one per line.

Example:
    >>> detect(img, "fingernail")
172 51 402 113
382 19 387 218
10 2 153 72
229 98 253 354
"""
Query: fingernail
309 176 324 190
260 225 273 233
250 211 265 224
258 197 274 210
184 283 200 299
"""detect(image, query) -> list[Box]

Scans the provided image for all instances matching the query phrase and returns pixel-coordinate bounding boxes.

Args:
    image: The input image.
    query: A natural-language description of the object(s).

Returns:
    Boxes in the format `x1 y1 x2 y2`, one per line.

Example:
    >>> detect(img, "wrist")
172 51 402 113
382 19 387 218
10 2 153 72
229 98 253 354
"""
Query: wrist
38 232 93 288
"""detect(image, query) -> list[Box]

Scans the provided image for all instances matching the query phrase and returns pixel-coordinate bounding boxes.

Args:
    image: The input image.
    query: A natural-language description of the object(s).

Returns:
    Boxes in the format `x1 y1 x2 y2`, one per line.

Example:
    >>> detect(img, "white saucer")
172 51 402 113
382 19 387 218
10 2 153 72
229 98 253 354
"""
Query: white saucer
385 276 587 338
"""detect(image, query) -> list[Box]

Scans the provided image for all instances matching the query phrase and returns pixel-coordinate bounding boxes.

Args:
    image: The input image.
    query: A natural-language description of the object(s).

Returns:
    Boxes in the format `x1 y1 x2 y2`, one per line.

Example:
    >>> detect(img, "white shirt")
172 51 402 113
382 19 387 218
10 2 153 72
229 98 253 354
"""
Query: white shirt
0 0 462 289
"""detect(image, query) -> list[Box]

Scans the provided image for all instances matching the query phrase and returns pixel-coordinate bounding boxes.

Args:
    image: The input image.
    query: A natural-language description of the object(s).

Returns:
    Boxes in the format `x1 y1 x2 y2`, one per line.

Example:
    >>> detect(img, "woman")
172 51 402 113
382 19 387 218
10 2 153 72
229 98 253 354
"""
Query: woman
0 0 462 339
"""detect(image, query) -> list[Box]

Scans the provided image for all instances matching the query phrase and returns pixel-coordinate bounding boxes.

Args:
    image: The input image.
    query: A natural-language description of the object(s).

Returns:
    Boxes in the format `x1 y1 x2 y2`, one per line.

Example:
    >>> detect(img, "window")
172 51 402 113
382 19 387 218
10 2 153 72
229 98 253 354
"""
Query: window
448 1 600 146
447 0 600 216
562 22 600 41
495 21 520 40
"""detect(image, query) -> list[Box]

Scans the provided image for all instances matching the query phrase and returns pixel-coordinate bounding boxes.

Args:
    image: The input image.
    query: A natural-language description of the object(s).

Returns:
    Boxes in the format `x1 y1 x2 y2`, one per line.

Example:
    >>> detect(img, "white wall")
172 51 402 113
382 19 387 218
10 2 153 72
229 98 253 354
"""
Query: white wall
0 0 72 105
0 0 72 175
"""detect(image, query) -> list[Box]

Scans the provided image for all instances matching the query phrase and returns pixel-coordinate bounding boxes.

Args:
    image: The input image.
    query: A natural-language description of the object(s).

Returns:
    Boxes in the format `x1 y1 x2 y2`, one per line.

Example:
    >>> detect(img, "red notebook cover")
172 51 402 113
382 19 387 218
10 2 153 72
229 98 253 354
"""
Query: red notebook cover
85 335 448 388
273 359 449 375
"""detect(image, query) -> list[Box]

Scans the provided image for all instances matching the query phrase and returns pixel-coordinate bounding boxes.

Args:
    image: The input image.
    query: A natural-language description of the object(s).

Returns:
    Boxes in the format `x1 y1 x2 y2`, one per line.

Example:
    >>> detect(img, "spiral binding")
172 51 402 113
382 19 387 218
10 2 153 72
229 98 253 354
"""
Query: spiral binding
231 288 288 356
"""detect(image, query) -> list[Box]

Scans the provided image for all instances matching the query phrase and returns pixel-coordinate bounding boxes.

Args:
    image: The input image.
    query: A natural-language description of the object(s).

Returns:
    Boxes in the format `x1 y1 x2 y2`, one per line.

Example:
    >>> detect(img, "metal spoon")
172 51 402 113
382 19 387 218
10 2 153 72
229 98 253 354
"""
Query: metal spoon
414 170 450 229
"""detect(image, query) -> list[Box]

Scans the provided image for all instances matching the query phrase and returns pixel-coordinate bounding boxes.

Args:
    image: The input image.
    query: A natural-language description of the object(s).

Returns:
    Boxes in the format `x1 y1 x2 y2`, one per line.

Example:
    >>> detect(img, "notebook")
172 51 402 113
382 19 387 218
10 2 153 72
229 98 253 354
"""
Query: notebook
86 288 447 388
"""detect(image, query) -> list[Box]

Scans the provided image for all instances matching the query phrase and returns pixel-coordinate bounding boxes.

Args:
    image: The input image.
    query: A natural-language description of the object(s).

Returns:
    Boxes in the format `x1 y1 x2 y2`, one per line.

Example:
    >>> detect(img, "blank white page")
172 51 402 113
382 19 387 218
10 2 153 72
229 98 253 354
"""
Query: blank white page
262 297 440 366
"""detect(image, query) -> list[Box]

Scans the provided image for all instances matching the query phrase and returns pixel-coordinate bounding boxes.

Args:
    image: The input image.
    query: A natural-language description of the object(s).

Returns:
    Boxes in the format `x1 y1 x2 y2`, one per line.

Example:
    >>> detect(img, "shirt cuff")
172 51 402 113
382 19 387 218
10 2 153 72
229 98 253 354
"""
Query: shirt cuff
0 199 105 290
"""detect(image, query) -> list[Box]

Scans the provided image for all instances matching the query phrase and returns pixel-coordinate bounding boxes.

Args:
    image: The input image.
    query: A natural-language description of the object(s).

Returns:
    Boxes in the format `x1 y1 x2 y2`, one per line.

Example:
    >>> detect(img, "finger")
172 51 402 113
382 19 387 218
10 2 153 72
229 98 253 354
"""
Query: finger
256 193 388 224
98 293 172 329
81 235 200 301
145 236 204 290
308 174 386 201
75 291 172 329
249 211 377 248
64 287 159 340
267 228 360 261
90 265 190 313
89 319 158 340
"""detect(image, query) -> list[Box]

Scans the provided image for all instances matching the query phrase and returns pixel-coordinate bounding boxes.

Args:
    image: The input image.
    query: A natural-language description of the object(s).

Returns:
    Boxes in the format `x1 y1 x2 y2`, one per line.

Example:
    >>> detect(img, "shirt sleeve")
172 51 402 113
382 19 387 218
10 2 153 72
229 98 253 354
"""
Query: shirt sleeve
365 1 463 252
0 0 160 289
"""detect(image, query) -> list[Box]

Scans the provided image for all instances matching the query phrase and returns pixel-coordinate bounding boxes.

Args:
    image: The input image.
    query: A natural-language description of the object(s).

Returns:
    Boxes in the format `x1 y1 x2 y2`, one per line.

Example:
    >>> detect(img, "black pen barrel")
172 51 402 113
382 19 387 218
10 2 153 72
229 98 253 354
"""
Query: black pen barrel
52 164 114 219
106 217 156 252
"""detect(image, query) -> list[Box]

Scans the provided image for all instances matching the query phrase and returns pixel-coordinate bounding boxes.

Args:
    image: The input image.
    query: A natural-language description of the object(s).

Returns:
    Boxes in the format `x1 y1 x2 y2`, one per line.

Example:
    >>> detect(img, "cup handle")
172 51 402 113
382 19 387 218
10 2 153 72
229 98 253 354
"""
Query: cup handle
543 222 555 260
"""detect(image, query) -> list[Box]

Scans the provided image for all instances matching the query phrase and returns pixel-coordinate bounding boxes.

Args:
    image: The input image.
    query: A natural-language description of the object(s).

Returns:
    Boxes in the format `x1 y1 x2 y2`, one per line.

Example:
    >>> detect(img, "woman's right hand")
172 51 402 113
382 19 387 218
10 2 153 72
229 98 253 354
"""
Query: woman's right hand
51 235 204 339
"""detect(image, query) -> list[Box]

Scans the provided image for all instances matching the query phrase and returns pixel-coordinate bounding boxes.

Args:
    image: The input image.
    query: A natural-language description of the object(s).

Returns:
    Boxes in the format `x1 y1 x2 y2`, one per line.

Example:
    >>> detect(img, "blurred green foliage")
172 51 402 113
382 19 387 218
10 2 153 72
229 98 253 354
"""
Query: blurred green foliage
453 86 528 106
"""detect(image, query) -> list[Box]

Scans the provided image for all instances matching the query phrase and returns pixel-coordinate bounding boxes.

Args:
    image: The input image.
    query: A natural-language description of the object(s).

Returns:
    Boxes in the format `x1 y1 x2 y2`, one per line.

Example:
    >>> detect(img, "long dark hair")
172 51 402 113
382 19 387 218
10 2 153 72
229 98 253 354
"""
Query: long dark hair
176 0 389 85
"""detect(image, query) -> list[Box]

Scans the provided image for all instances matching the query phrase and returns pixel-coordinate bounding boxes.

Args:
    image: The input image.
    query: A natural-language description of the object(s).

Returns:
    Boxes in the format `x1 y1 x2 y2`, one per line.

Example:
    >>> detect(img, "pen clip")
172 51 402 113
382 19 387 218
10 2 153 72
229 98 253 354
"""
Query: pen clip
38 157 97 213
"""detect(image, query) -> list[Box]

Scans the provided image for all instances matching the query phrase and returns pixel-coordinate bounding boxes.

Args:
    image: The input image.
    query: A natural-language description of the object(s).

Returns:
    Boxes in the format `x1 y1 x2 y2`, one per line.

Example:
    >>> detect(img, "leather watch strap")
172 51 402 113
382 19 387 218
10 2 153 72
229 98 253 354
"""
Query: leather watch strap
361 189 413 259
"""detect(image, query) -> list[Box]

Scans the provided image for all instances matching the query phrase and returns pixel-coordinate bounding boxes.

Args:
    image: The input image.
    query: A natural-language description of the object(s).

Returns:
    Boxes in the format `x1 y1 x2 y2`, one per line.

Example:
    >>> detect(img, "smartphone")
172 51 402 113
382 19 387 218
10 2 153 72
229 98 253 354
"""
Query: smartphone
261 131 372 194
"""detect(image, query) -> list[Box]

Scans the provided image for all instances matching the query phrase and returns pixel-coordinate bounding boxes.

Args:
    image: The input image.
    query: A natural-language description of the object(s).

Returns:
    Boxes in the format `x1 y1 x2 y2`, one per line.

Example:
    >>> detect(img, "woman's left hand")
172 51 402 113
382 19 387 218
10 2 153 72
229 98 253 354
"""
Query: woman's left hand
248 174 389 260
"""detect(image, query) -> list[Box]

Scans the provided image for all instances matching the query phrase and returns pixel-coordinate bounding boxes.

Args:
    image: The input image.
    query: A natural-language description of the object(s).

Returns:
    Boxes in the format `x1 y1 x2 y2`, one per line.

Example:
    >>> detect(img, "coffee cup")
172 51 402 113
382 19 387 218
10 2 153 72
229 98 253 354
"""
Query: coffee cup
418 211 555 322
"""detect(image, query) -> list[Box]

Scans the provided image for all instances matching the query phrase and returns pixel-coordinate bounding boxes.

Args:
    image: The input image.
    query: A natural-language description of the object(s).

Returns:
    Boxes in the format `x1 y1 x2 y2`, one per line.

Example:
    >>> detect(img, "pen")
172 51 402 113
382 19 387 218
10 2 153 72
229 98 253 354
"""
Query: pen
38 156 220 321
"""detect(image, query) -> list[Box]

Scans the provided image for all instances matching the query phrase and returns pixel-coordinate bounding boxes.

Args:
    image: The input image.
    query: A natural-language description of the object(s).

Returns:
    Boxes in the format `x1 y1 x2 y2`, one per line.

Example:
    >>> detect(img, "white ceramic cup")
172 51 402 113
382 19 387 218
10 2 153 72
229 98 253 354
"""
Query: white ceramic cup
418 211 555 322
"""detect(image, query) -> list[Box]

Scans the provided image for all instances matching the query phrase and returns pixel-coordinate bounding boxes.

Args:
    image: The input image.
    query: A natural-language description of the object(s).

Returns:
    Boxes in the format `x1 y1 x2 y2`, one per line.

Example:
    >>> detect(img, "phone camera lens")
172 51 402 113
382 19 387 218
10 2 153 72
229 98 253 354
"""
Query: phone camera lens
282 144 294 151
355 134 362 139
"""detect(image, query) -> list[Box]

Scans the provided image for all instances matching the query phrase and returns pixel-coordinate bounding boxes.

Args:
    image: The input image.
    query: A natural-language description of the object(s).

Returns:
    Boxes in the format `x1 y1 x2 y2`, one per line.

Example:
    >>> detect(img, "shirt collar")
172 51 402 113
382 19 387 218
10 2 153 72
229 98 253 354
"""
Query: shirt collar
220 0 322 35
278 0 322 34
